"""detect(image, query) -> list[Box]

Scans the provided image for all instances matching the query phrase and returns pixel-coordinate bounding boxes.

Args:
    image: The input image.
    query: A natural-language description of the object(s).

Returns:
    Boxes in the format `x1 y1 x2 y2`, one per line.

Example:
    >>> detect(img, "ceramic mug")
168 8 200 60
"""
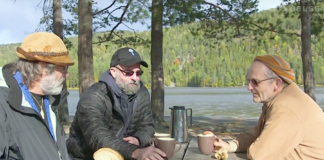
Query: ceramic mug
149 133 171 147
157 137 181 159
197 134 215 154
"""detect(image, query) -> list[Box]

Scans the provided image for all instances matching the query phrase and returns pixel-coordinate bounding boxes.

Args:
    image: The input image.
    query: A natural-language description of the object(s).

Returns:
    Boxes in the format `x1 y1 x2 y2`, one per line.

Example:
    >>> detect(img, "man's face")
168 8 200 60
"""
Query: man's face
40 65 69 95
112 63 142 95
246 61 278 103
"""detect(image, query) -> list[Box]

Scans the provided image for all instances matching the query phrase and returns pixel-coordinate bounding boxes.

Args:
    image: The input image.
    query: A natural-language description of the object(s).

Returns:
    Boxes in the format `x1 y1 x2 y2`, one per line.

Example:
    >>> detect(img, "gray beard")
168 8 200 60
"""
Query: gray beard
115 74 140 95
40 73 65 95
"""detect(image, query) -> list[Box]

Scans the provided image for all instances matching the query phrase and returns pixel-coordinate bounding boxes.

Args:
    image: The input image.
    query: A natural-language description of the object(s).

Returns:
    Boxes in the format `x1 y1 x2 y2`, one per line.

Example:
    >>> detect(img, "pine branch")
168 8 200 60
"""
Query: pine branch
203 1 241 35
93 0 117 16
105 0 133 41
249 21 301 37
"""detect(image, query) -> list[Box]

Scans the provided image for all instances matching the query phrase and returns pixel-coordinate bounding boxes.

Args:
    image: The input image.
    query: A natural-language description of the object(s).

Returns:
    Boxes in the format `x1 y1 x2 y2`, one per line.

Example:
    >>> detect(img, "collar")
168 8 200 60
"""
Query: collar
2 64 27 113
265 83 296 107
2 64 53 114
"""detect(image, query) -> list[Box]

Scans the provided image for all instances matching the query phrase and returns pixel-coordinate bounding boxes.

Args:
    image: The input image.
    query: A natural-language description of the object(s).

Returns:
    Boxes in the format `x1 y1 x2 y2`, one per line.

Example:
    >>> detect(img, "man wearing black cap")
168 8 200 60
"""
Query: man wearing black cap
66 47 166 160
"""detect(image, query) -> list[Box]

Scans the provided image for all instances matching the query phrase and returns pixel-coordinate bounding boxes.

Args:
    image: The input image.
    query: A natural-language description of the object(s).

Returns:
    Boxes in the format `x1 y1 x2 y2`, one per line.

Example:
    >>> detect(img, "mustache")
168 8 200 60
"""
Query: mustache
127 80 139 85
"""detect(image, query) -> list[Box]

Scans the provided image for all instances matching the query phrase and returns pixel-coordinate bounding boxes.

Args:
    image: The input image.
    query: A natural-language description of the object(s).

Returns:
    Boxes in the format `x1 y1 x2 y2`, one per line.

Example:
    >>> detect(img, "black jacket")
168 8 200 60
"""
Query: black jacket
0 65 70 160
66 72 154 160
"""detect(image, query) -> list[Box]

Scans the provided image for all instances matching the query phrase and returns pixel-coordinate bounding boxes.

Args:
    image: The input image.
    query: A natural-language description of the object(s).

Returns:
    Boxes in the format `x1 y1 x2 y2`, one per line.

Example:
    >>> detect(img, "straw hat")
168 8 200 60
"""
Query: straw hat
93 148 124 160
16 32 74 66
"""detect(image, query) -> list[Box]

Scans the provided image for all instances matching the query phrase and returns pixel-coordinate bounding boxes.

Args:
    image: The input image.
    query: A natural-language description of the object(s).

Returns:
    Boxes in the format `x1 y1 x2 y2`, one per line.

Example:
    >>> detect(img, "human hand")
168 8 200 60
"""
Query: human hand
203 131 229 151
123 136 140 146
203 131 215 136
131 146 166 160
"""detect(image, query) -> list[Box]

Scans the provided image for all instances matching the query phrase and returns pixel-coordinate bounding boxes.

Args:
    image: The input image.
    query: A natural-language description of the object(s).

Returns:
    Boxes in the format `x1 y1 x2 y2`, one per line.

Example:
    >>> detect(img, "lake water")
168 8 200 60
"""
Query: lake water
67 87 324 120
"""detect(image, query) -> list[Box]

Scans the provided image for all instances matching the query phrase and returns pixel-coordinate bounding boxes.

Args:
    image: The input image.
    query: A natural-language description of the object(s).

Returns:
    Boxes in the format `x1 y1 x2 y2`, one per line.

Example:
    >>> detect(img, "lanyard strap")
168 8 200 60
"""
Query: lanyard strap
13 71 56 141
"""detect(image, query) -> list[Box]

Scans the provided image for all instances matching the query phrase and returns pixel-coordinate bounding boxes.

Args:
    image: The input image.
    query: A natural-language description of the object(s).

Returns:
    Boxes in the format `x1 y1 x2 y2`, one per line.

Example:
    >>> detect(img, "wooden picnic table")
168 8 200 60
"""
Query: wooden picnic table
170 136 248 160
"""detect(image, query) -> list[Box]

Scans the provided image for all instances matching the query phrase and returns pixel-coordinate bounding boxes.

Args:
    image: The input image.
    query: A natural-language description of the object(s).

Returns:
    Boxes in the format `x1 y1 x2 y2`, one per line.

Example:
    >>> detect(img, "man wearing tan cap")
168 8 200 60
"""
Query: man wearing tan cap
205 55 324 159
0 32 74 160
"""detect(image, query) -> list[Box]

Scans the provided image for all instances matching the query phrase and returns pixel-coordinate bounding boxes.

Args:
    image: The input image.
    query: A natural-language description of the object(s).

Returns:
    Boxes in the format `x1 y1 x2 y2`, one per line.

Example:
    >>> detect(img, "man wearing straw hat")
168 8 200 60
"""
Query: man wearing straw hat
0 32 74 160
205 55 324 159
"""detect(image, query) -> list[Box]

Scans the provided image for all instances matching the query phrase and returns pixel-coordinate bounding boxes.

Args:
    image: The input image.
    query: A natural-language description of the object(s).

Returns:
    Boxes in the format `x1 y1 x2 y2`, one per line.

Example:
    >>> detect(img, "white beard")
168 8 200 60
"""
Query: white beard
116 74 140 95
40 73 65 95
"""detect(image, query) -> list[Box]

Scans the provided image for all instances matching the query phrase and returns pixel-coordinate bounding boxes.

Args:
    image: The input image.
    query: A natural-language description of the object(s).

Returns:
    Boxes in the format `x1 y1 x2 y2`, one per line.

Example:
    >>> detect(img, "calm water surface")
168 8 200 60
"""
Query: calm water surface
67 87 324 120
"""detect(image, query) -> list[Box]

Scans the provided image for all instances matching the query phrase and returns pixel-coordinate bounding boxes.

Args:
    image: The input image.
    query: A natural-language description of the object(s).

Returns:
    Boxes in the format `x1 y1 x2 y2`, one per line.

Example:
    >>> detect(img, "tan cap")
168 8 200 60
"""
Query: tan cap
16 32 74 66
254 55 295 84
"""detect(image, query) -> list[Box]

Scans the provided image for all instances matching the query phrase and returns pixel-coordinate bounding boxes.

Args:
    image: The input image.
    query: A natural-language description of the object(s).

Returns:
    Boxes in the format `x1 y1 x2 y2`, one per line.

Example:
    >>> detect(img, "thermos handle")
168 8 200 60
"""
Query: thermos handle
186 108 192 127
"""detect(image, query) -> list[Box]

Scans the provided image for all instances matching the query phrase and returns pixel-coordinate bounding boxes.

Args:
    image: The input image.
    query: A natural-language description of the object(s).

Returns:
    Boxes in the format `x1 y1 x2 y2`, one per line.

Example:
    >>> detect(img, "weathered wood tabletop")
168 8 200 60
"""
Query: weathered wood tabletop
170 137 248 160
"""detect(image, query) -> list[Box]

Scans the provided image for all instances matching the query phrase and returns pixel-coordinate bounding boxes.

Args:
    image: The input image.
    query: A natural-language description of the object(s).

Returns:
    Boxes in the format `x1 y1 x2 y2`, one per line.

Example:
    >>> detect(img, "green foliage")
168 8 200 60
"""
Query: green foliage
167 0 324 47
2 2 324 88
38 0 152 48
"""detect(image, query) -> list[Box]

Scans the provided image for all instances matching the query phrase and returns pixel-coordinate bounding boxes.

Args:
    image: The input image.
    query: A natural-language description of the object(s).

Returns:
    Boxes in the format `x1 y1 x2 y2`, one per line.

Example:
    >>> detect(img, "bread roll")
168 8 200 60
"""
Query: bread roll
93 148 124 160
214 147 228 160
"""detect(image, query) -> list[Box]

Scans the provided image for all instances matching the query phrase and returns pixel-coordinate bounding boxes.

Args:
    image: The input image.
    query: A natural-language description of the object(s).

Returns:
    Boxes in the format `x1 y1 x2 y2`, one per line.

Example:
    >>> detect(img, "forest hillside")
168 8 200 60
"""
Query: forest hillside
1 7 324 88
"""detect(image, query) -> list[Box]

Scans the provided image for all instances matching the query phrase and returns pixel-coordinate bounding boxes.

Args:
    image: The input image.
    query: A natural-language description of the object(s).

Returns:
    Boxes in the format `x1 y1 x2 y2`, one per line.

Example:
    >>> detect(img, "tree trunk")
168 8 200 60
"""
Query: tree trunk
151 0 166 126
53 0 63 39
300 0 316 101
78 0 94 96
53 0 69 124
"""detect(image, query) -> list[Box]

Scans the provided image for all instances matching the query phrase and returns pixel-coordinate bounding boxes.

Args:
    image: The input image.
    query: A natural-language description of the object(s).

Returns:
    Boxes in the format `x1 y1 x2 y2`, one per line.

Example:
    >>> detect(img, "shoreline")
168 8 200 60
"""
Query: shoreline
67 84 318 90
64 116 258 139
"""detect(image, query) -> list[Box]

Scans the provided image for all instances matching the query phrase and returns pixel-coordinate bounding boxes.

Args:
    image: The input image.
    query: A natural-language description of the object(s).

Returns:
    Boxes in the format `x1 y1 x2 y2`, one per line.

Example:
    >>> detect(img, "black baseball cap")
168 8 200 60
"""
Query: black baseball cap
110 47 148 68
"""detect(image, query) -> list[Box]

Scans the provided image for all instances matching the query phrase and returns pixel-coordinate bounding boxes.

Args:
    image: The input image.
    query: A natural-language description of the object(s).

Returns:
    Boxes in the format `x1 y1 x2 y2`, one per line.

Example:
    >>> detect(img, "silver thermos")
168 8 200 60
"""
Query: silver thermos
169 106 192 143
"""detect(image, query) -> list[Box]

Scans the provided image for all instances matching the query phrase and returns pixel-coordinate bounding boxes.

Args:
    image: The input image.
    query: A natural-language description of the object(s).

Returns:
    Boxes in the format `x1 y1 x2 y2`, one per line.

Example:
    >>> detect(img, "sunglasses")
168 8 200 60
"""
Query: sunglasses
115 67 143 76
246 77 278 86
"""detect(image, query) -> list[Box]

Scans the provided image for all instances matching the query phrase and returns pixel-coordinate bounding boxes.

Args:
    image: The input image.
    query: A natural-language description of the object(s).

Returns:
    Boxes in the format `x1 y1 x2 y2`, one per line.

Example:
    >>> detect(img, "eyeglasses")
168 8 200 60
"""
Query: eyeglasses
246 77 278 86
115 67 143 77
56 66 68 74
63 66 68 73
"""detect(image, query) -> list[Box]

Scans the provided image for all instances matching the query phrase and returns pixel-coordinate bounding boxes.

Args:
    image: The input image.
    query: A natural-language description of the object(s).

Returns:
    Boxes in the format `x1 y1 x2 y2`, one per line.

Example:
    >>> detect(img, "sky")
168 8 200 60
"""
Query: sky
0 0 283 45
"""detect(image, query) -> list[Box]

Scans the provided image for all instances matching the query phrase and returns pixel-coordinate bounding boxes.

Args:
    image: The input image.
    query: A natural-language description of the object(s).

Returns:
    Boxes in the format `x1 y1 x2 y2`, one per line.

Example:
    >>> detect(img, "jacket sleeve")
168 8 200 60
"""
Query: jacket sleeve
0 105 8 159
247 106 305 159
77 90 139 160
132 91 155 147
227 107 264 153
